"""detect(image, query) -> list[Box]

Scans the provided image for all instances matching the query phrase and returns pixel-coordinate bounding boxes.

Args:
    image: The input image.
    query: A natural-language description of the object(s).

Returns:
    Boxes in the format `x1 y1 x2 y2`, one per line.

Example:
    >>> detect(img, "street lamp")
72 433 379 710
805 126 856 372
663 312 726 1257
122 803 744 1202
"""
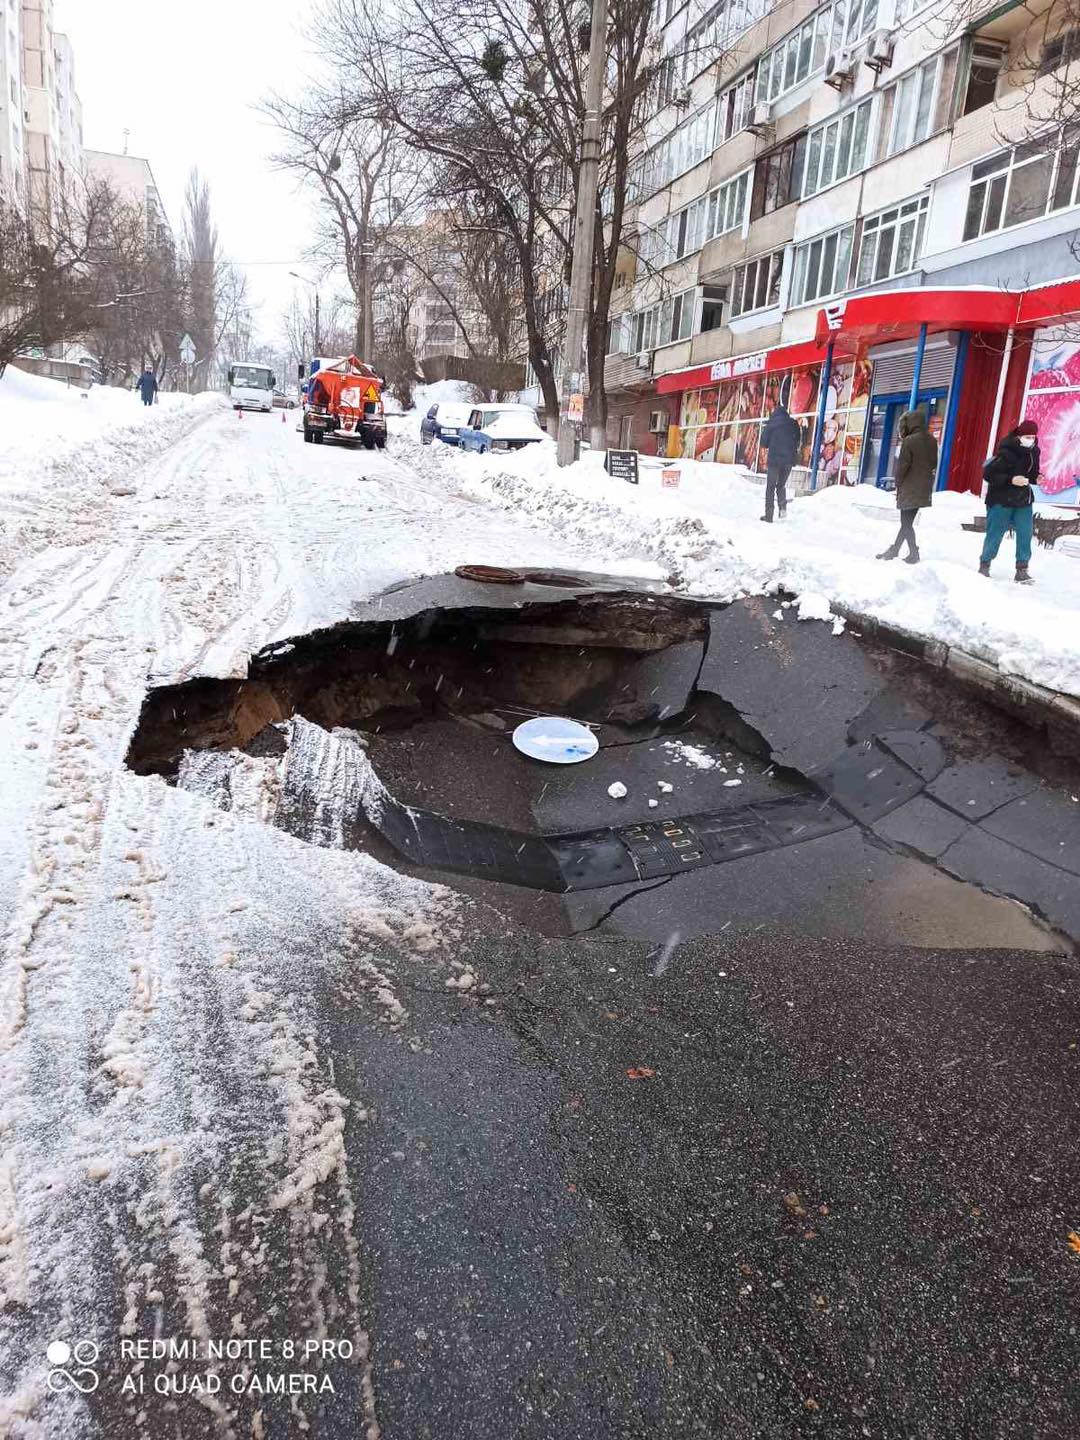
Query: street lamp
289 271 321 357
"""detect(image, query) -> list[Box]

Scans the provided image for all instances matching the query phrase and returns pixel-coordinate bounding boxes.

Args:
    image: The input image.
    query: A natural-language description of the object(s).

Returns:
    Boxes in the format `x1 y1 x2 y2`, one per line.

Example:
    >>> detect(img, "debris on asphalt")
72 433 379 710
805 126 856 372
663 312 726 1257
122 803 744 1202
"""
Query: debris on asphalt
608 781 628 798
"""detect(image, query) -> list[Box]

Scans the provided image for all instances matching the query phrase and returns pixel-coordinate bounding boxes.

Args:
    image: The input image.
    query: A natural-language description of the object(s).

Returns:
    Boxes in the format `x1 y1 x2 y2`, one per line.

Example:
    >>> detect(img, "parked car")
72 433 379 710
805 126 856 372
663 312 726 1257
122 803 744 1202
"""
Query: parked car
420 401 473 446
458 404 548 454
273 390 298 409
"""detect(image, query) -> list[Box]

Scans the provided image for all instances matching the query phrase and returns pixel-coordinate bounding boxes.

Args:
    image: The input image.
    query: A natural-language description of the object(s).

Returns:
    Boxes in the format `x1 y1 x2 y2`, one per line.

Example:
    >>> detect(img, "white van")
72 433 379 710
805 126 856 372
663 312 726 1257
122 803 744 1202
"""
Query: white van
228 362 275 413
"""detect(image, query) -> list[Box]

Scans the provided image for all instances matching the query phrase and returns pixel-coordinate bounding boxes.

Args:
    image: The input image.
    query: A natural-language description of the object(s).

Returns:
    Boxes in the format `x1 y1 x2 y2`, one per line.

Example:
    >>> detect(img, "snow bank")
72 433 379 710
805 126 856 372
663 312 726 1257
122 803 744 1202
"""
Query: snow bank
401 434 1080 699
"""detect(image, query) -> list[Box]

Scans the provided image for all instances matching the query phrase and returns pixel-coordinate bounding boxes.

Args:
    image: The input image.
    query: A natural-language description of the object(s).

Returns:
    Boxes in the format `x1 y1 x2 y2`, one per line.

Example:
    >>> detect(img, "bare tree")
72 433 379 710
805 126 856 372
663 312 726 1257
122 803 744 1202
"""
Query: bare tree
263 94 432 358
181 170 219 390
0 180 120 377
317 0 660 435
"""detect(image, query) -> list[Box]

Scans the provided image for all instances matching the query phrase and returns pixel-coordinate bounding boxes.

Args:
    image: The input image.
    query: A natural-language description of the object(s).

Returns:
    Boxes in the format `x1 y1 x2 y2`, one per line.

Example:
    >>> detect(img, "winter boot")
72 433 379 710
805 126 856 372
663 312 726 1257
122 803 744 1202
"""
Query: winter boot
760 514 773 524
978 561 991 577
903 547 921 565
1015 564 1034 586
876 546 900 560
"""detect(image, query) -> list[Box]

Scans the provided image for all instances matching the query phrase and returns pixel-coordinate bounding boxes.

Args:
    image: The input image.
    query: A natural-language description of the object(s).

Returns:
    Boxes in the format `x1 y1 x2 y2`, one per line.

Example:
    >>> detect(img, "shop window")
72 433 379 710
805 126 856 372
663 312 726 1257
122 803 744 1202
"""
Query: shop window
791 223 854 306
700 285 727 332
750 134 806 219
961 40 1006 117
854 194 928 286
803 98 873 198
730 249 784 317
962 132 1079 240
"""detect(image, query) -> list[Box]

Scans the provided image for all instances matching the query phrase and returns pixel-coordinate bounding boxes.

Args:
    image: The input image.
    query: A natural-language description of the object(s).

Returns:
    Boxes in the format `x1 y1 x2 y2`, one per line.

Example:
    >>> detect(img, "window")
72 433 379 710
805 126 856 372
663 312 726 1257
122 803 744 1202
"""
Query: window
700 285 727 331
631 98 718 200
803 97 873 196
1038 29 1080 77
630 305 659 352
962 132 1080 240
659 288 696 345
757 1 843 105
708 168 751 238
845 0 878 44
750 134 806 219
715 69 755 147
684 0 769 85
730 249 784 316
854 194 928 285
791 223 854 305
606 315 630 354
881 57 940 158
962 40 1006 117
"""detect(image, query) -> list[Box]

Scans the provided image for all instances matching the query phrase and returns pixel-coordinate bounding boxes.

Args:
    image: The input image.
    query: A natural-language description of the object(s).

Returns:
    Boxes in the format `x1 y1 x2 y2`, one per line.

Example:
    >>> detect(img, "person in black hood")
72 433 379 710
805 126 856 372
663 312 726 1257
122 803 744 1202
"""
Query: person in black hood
979 419 1039 585
759 401 800 522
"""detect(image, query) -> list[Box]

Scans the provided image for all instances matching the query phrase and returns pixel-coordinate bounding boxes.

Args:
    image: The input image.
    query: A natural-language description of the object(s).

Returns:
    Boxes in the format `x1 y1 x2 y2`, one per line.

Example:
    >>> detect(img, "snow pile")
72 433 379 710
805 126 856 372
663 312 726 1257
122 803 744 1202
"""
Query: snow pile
410 435 1080 699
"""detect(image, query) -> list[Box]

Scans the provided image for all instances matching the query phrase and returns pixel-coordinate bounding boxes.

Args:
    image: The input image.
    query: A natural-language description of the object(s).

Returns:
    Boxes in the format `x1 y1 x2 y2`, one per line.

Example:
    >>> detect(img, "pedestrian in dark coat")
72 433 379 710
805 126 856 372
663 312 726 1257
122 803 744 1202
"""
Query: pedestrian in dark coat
136 368 158 406
759 402 800 522
979 419 1039 585
877 408 937 565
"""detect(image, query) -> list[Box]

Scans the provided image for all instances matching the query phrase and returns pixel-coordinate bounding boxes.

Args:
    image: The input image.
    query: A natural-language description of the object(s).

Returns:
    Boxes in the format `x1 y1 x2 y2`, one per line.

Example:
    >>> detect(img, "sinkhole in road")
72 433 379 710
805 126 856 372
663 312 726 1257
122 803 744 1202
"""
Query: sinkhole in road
125 579 1076 950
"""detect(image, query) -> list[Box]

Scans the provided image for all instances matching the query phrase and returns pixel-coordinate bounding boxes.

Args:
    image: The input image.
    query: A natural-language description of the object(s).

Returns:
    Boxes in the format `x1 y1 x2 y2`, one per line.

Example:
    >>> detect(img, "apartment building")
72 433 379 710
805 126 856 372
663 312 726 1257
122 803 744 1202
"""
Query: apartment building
21 0 82 212
605 0 1080 506
84 149 171 244
0 0 24 201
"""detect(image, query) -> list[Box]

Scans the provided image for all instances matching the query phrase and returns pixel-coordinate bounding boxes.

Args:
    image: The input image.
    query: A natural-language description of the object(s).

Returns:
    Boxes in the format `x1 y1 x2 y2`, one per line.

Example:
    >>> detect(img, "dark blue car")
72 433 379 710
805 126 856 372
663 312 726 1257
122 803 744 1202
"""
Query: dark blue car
419 401 473 446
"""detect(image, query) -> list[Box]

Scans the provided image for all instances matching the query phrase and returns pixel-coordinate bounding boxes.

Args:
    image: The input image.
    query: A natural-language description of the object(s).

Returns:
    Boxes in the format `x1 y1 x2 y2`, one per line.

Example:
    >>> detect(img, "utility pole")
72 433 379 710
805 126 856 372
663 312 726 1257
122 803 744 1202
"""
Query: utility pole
290 271 321 357
362 239 375 361
556 0 607 468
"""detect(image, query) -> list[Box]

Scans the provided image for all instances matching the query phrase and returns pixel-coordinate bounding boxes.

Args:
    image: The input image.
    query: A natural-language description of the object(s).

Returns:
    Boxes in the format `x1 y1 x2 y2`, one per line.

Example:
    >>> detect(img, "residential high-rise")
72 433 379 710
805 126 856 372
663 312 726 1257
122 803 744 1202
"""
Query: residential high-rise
598 0 1080 507
0 0 25 203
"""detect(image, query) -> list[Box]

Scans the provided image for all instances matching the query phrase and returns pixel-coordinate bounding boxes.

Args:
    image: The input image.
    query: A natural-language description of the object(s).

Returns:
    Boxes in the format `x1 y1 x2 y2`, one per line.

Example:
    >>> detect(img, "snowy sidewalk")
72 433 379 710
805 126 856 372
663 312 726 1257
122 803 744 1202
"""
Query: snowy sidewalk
394 427 1080 701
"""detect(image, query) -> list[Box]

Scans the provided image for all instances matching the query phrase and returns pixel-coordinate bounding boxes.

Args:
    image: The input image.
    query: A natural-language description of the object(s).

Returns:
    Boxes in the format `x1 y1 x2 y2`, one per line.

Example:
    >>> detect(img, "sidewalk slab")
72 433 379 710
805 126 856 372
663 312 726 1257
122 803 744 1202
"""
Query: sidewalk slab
926 757 1039 820
981 789 1080 878
872 796 972 859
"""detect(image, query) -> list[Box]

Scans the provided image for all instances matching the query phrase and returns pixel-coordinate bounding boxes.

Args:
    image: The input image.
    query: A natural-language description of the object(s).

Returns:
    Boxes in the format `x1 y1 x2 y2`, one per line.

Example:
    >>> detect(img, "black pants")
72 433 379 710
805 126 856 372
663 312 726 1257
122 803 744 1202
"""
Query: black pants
142 395 153 406
765 461 791 520
891 507 919 554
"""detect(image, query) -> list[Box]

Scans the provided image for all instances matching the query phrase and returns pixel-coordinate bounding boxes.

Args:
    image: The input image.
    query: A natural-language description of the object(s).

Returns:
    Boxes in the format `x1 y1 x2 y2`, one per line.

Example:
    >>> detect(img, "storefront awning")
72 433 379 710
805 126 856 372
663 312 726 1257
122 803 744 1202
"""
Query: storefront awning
814 279 1080 349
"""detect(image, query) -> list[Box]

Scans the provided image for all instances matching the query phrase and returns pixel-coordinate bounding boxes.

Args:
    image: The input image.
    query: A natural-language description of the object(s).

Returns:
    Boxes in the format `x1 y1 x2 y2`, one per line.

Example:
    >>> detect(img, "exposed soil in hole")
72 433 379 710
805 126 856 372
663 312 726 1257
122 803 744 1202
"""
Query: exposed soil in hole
126 593 709 778
125 584 1079 953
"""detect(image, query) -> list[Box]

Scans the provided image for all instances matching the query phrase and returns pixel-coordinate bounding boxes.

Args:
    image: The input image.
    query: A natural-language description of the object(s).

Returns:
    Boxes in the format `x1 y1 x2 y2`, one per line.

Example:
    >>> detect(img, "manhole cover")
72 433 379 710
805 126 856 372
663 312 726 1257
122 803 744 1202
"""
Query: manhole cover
454 564 526 584
512 716 599 764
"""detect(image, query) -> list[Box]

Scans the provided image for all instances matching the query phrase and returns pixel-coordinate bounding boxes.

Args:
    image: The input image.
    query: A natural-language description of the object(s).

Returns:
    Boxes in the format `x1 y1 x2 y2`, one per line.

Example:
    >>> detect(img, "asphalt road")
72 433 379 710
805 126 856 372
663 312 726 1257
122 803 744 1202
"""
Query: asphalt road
330 922 1080 1439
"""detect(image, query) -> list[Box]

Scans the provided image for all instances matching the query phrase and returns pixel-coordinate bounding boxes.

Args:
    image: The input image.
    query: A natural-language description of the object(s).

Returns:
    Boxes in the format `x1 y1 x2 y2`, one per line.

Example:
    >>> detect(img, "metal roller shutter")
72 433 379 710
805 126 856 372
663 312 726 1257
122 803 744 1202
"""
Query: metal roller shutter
870 343 956 396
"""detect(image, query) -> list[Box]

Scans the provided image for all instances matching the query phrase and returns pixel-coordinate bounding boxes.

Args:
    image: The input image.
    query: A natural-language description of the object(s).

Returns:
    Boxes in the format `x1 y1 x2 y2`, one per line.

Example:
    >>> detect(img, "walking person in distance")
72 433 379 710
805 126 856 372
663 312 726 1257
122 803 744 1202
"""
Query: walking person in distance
136 367 158 407
877 408 937 565
759 398 800 523
979 419 1039 585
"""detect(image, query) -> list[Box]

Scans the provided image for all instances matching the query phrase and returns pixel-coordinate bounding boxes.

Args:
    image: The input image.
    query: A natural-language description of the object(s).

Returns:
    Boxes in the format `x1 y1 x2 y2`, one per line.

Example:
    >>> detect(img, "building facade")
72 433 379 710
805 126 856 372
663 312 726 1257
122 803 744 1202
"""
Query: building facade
604 0 1080 506
83 148 171 243
0 0 25 202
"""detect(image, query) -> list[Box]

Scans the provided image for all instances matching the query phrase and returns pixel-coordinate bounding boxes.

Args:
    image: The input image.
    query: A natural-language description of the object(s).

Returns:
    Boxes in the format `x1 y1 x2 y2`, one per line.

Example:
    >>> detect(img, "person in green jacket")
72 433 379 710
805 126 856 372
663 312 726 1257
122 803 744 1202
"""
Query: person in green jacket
877 408 938 565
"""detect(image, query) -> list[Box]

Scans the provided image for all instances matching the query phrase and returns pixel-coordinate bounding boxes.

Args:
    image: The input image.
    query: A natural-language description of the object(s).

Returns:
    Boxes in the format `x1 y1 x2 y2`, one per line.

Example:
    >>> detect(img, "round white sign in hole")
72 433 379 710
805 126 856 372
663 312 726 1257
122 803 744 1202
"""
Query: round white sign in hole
512 716 599 765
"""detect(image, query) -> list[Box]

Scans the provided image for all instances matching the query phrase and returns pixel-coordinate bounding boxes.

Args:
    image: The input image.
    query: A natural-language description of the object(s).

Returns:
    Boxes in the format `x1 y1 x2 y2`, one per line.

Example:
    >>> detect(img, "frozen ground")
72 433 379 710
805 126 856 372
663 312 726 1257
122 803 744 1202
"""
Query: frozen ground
393 423 1080 699
0 374 631 1436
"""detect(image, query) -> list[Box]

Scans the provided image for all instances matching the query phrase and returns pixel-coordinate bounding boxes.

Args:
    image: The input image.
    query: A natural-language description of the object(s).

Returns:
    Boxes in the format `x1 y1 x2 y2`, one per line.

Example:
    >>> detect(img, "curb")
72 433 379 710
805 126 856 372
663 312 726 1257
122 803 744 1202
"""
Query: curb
834 605 1080 742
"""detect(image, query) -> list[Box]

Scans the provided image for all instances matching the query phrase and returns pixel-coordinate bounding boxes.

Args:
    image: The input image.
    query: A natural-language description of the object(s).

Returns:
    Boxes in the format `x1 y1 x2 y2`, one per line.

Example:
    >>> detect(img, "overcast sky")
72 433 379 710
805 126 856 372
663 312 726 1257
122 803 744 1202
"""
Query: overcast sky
55 0 326 350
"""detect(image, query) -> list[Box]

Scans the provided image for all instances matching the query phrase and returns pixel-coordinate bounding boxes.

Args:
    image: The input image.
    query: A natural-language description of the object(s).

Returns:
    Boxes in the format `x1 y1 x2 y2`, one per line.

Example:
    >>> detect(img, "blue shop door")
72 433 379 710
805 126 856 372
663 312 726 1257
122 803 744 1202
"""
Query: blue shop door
862 390 947 489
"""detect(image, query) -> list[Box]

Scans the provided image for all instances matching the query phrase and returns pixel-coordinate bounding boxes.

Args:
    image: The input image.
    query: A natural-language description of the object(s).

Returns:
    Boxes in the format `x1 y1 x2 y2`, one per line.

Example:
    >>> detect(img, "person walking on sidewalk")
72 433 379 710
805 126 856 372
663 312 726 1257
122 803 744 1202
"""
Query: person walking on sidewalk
877 408 937 565
979 420 1039 585
136 367 158 407
759 400 800 523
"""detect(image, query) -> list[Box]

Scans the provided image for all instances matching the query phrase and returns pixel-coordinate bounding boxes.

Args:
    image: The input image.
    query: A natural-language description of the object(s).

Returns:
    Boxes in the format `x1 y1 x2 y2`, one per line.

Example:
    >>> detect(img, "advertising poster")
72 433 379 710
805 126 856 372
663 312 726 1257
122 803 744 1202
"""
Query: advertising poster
1024 333 1080 502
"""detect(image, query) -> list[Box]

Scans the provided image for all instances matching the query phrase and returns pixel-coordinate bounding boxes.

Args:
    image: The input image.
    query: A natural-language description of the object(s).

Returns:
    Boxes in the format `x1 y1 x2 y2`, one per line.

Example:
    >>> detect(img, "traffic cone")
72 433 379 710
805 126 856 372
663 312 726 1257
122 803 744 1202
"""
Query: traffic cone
281 409 286 424
237 408 243 420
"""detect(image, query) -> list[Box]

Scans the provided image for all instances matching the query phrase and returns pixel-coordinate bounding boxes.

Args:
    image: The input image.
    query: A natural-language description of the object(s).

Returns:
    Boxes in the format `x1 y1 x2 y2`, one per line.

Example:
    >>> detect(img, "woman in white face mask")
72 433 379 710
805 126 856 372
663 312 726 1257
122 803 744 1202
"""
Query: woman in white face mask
979 420 1040 585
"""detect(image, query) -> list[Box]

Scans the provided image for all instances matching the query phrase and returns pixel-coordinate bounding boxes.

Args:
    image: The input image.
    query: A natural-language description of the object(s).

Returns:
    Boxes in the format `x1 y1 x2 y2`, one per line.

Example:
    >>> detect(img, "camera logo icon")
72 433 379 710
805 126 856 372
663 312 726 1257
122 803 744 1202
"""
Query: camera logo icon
46 1340 100 1394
